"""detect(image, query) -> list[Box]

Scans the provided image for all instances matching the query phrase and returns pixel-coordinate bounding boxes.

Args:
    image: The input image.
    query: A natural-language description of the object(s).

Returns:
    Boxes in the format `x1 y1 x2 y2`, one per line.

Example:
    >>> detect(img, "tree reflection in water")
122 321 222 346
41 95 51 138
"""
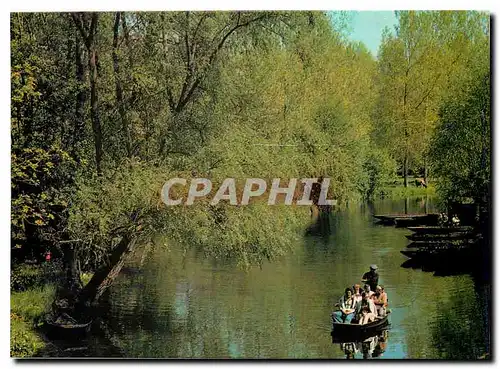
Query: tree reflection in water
430 279 489 359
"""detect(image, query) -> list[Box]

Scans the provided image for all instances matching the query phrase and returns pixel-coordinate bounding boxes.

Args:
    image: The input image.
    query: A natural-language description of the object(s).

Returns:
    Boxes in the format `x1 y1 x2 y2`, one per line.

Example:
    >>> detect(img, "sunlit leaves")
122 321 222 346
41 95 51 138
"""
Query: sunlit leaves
430 72 490 204
11 146 78 246
374 11 489 176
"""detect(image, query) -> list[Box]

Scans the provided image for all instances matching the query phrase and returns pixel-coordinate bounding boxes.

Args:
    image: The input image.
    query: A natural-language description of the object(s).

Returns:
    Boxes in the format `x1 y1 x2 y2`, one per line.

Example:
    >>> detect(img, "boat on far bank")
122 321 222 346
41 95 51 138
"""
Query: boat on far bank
406 226 474 234
405 233 477 242
374 214 439 227
400 244 475 259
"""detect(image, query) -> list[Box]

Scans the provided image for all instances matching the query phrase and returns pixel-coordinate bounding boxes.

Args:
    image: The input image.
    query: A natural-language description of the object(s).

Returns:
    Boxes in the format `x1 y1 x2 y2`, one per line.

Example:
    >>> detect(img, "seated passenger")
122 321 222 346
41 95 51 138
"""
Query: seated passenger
363 284 375 298
332 288 356 324
352 284 363 304
355 292 377 321
359 306 376 325
373 285 388 317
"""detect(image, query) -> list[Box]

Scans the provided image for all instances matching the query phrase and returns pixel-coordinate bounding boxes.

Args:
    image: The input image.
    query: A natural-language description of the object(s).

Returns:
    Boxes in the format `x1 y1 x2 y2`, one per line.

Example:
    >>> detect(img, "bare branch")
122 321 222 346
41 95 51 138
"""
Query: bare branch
176 13 268 112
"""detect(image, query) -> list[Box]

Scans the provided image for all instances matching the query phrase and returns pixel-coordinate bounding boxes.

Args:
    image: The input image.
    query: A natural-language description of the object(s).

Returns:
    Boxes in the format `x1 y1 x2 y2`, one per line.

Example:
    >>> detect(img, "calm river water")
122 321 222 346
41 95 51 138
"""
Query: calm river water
86 196 490 359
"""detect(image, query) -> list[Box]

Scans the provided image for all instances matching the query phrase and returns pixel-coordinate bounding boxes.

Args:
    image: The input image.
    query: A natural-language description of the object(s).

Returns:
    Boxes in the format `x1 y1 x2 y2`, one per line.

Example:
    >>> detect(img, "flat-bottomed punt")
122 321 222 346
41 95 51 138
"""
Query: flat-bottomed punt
374 214 439 227
405 233 477 242
401 245 475 259
406 226 474 234
331 312 390 339
406 238 477 248
44 315 92 340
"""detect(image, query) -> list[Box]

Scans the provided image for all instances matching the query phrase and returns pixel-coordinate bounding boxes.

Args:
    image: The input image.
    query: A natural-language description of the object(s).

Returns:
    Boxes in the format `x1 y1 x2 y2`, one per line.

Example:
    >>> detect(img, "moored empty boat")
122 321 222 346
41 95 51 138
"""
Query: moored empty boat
406 226 474 234
374 214 439 227
44 315 93 340
405 233 477 242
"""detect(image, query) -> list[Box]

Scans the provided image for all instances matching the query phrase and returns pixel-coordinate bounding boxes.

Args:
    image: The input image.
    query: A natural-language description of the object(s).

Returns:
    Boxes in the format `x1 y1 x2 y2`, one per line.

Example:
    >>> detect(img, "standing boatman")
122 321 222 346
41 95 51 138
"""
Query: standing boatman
362 265 379 291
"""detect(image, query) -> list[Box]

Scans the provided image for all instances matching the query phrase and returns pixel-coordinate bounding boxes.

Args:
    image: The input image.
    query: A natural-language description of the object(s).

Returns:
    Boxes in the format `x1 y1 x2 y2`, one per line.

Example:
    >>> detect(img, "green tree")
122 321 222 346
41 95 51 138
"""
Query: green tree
374 11 489 186
430 72 490 207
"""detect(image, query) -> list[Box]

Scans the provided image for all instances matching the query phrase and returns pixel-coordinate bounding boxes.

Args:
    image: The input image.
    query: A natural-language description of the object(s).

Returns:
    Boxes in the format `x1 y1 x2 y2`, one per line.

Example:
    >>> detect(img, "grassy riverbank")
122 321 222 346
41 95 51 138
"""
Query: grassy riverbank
10 284 55 357
381 183 436 199
378 177 436 200
10 262 94 358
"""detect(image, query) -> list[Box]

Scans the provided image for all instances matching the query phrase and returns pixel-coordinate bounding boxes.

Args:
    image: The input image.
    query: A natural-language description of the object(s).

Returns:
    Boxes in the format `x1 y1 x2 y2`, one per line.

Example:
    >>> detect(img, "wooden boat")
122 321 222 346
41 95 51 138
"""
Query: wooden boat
407 226 474 234
375 214 430 220
374 214 439 227
374 214 432 223
394 215 439 227
406 239 477 248
331 329 388 344
332 312 390 338
401 249 420 258
373 215 398 225
405 233 476 242
44 315 92 340
401 245 475 259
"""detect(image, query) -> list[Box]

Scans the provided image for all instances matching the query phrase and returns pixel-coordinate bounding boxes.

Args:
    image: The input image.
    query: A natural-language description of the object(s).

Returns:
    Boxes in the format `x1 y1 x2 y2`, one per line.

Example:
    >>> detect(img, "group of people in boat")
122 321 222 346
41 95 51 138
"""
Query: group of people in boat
332 265 388 325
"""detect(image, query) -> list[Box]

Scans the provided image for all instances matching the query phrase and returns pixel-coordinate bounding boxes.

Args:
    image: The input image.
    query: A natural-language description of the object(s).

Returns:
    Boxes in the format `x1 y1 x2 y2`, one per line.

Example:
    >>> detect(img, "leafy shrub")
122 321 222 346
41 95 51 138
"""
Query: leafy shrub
11 263 62 292
360 148 397 199
11 146 78 258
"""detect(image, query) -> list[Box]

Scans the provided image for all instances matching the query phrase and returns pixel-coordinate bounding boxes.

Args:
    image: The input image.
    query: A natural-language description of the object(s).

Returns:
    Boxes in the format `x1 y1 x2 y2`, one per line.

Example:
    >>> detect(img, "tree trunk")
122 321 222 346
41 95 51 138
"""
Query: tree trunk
72 12 102 176
113 12 132 158
423 158 428 185
74 32 86 158
121 12 133 66
121 12 136 94
63 243 83 295
403 155 408 188
77 234 138 307
89 46 103 176
403 64 409 188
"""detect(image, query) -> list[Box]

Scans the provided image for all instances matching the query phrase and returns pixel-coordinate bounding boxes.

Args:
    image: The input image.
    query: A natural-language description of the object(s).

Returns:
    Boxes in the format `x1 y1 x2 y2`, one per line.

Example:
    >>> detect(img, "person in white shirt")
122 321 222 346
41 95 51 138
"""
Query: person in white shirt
352 284 363 304
363 284 375 298
333 288 356 323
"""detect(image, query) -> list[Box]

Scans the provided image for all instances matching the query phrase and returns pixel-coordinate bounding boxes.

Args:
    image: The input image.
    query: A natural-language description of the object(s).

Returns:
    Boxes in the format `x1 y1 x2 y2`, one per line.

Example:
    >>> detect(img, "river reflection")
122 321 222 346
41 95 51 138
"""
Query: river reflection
336 330 390 359
86 196 489 359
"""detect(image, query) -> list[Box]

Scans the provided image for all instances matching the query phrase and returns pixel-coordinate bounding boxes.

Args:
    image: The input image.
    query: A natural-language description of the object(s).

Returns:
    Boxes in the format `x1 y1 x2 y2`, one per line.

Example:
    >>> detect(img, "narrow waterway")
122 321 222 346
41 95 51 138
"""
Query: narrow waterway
86 196 490 359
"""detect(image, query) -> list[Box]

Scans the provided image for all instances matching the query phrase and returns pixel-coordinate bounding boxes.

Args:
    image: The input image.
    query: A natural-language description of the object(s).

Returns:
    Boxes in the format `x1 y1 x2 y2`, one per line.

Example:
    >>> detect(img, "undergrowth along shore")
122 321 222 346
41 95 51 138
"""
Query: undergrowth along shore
10 285 55 357
10 265 94 357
